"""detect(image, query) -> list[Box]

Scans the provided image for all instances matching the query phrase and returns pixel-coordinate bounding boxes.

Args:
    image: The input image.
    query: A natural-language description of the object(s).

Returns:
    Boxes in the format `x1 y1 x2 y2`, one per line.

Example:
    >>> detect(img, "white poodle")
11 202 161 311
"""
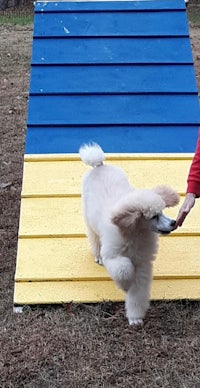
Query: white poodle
79 143 179 325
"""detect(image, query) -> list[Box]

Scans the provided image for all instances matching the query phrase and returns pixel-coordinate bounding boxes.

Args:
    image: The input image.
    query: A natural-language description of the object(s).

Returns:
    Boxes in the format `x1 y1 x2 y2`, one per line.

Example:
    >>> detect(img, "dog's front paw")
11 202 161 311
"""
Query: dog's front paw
129 318 144 326
95 256 103 266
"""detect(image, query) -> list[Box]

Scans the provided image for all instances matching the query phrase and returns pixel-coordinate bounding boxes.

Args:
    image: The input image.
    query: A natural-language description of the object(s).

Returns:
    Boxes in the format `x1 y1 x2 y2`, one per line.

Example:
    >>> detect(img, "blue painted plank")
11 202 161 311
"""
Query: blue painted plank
32 37 193 65
30 64 198 94
25 126 199 154
34 11 189 37
35 1 185 13
28 95 200 126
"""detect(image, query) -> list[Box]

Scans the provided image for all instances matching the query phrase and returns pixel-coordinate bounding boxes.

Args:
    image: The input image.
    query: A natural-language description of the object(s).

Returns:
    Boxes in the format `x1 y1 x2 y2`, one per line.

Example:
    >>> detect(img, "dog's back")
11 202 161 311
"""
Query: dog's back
79 143 133 224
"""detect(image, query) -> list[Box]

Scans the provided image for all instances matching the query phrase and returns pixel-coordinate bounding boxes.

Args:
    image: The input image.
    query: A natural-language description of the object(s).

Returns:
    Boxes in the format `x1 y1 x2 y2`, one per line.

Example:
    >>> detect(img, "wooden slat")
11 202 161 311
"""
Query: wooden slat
14 278 200 305
34 1 185 13
30 65 197 94
18 197 84 237
34 11 188 37
21 158 193 197
18 196 200 237
25 126 199 154
32 37 192 65
28 95 199 126
15 236 200 282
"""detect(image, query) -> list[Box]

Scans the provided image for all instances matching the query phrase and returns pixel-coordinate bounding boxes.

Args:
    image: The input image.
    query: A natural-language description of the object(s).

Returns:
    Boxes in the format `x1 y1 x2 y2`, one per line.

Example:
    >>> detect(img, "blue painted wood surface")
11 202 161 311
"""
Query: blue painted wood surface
26 0 200 154
32 38 193 65
28 95 199 125
30 65 197 94
35 1 185 12
26 126 199 154
34 11 189 37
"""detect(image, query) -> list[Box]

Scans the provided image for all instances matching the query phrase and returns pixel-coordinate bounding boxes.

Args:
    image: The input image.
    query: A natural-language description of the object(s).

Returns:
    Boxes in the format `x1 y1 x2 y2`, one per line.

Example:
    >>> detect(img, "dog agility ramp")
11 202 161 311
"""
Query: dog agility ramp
14 0 200 305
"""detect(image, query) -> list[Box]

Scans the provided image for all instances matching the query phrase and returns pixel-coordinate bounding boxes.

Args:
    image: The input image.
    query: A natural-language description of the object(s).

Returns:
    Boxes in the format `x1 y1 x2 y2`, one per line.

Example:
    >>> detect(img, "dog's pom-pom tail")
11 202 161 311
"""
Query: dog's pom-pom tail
153 185 180 207
79 142 105 167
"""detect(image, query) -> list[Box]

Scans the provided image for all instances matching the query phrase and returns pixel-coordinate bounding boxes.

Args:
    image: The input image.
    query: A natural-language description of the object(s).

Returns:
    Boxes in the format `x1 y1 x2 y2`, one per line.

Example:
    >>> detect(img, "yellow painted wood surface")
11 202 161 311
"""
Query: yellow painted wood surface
18 196 200 237
15 236 200 281
14 279 200 305
14 154 200 305
22 157 193 197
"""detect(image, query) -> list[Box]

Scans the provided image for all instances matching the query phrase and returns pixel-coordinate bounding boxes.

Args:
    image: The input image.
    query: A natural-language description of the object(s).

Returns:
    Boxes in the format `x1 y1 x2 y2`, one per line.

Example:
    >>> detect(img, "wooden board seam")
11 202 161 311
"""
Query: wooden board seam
18 234 86 239
15 274 200 283
20 193 187 199
24 153 194 162
18 232 200 239
21 194 81 199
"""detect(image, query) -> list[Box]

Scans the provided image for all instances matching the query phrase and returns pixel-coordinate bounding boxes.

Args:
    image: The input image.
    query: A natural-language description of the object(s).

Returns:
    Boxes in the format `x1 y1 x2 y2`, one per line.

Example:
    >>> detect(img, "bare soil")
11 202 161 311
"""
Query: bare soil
0 9 200 388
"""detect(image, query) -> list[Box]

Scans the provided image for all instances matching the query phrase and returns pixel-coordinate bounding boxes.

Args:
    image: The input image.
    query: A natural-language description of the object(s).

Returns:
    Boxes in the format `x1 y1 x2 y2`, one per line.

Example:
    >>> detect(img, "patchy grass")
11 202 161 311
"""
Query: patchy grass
0 5 33 25
188 5 200 27
1 301 200 387
0 13 33 25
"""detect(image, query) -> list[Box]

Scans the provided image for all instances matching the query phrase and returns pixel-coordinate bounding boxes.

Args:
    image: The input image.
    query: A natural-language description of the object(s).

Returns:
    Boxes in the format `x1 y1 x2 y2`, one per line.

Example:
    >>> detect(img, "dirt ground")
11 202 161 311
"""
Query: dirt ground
0 8 200 388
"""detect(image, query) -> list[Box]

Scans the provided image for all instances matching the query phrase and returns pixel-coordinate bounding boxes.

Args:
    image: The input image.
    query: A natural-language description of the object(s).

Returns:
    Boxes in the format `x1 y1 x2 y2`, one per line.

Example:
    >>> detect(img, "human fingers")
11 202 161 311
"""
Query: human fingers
175 210 188 228
175 195 195 228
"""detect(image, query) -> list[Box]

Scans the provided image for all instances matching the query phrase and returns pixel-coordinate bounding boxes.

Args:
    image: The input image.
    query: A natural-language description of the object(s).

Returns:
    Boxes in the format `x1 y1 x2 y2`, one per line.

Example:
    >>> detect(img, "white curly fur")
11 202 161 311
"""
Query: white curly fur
79 143 179 325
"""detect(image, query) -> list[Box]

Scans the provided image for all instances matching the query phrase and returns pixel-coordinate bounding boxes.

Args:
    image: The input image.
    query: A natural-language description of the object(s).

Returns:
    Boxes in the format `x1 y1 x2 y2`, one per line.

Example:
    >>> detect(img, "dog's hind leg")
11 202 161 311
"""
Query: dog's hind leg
85 226 102 265
125 262 153 325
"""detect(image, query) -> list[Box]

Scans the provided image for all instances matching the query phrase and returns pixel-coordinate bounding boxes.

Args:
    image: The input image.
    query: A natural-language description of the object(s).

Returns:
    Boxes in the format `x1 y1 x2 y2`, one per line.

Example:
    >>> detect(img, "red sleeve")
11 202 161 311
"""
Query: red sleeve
187 129 200 197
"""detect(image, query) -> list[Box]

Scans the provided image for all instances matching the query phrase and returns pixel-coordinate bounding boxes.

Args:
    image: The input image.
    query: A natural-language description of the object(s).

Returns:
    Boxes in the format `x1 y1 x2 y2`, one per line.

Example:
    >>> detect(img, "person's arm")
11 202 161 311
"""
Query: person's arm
175 130 200 228
186 130 200 197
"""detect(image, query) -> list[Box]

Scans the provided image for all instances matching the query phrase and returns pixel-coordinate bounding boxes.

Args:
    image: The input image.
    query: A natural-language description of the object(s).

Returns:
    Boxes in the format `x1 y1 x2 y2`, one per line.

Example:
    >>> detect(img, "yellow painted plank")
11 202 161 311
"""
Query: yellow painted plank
18 196 200 237
19 197 84 237
22 158 192 197
15 236 200 281
14 278 200 305
22 160 84 197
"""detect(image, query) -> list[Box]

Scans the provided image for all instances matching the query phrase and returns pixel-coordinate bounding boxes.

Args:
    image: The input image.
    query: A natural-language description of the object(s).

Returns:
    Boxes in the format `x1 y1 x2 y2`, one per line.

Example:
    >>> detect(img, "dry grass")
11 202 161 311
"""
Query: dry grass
0 5 200 387
1 302 200 387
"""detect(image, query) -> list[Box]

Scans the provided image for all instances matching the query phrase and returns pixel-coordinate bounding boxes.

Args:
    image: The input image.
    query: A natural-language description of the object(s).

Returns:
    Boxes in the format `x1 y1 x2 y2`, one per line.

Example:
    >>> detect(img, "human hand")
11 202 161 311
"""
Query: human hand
174 193 196 228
